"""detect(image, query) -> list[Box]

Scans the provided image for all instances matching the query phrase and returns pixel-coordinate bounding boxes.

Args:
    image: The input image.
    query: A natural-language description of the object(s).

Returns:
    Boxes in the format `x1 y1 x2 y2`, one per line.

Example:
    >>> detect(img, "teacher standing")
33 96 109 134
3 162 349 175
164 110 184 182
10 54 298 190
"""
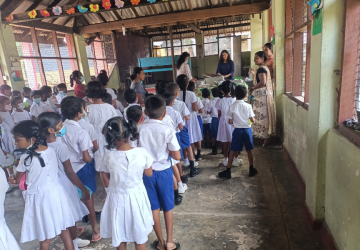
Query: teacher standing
176 52 197 82
216 50 234 80
130 67 147 106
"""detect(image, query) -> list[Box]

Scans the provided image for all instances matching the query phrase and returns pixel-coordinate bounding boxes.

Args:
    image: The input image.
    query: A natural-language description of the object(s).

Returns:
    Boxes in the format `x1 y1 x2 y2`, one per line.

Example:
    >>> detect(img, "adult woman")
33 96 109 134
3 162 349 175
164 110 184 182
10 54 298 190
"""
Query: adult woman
263 43 274 80
97 70 117 109
130 67 147 106
71 70 86 98
216 50 234 80
176 52 197 82
249 51 276 146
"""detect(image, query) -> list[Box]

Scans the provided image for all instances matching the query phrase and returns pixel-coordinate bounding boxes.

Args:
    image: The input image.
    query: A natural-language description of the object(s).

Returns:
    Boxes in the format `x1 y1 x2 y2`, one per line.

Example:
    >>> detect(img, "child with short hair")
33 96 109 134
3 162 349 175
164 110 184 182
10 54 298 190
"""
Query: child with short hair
0 96 16 153
103 93 123 117
219 85 257 179
100 117 154 250
138 95 181 250
11 90 21 99
56 83 68 104
201 88 212 148
30 90 47 121
40 85 59 113
11 96 31 124
123 89 141 120
113 88 125 113
22 87 32 111
60 96 101 243
0 85 11 98
207 87 221 155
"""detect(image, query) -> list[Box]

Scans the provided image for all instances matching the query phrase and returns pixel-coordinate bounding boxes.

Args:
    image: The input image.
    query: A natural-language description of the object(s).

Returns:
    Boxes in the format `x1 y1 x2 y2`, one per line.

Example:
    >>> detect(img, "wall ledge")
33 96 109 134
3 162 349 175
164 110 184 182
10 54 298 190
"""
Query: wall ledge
337 125 360 148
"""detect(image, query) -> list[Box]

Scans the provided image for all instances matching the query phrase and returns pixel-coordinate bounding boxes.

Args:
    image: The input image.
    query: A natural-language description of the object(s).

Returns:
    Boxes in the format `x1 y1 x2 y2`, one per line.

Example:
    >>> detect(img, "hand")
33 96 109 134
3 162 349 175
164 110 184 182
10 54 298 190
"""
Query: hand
8 176 16 186
249 86 254 91
217 73 222 76
81 188 91 201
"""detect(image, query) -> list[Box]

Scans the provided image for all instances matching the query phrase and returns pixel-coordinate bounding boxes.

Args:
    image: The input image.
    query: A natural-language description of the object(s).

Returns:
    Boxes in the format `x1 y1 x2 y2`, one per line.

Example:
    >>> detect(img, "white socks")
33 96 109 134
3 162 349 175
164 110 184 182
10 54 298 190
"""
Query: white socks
184 158 189 164
73 239 79 250
178 182 183 187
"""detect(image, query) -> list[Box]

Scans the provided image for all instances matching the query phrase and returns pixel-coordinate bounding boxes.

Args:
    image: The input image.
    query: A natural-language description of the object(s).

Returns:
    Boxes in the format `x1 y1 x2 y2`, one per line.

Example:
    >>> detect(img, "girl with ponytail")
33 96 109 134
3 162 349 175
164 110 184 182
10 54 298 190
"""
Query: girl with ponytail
71 70 86 98
9 120 76 250
100 117 154 249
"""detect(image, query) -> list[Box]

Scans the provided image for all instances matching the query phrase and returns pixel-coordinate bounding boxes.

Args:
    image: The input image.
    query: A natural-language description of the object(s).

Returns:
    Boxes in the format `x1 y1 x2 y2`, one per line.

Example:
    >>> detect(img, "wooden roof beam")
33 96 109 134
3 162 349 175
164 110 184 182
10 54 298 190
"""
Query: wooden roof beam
186 0 193 11
11 21 73 34
26 0 45 12
0 0 23 16
188 23 201 33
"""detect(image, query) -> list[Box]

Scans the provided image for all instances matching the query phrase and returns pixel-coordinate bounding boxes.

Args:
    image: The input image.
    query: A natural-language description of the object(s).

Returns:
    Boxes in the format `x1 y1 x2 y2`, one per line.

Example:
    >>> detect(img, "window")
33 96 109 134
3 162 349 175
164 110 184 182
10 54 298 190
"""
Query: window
152 33 196 57
15 27 78 90
86 35 116 77
285 0 311 106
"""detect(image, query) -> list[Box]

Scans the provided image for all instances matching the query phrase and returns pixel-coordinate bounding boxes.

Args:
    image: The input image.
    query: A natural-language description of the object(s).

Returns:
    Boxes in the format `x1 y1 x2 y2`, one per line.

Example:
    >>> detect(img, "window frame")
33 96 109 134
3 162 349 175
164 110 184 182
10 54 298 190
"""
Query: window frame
152 33 196 57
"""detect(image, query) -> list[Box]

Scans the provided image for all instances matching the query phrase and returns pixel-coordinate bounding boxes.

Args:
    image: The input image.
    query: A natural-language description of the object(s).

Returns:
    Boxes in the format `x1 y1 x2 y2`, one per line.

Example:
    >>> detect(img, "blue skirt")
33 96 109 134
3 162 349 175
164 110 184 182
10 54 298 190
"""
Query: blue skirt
76 159 97 194
197 115 203 138
178 126 191 149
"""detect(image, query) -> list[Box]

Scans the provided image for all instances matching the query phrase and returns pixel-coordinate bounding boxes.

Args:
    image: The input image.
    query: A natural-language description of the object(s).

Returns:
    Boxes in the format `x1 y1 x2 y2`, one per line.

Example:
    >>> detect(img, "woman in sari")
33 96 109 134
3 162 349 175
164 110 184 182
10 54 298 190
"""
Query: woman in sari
249 51 276 147
263 43 274 80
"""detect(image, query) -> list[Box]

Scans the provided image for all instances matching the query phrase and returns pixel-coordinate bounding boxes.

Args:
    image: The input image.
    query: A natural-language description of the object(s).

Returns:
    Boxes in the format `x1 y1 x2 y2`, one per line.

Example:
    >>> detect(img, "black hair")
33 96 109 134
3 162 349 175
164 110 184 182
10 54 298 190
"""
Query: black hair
126 105 143 123
124 89 137 104
202 88 211 98
221 80 235 96
145 95 166 119
176 52 190 70
235 85 247 100
22 87 31 96
30 90 42 99
0 84 11 94
102 93 112 105
130 67 143 81
102 117 139 149
187 81 196 92
70 70 82 87
264 42 273 51
57 83 67 90
219 50 232 64
12 120 46 167
11 96 22 106
97 71 109 87
166 82 180 95
156 80 169 93
255 51 268 63
176 74 188 103
60 96 83 120
100 70 107 75
156 88 166 96
112 88 117 95
40 86 52 96
0 96 9 105
80 98 86 109
211 87 220 98
85 81 107 99
11 90 21 98
162 93 175 106
38 112 62 135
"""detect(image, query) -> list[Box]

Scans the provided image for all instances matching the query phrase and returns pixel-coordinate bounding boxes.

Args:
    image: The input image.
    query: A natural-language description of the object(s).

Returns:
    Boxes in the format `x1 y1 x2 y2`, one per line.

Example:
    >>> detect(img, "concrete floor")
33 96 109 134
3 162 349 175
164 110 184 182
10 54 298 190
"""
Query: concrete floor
4 147 324 250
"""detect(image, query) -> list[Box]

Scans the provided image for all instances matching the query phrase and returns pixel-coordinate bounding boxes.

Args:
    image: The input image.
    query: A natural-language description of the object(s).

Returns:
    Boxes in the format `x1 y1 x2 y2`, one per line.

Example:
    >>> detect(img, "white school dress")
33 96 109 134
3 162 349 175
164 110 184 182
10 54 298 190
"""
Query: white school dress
56 93 68 114
100 148 154 246
178 91 202 143
173 99 190 128
196 97 204 116
16 147 76 243
216 97 236 142
0 169 21 250
48 140 89 222
87 103 118 171
116 100 125 113
202 98 212 124
0 112 15 153
11 110 31 124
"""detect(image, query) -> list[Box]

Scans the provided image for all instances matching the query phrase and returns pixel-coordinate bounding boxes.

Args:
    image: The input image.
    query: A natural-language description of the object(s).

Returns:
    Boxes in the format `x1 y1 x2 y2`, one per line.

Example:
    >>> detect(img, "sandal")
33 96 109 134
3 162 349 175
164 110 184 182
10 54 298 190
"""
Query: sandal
153 239 165 250
91 235 101 242
166 241 181 250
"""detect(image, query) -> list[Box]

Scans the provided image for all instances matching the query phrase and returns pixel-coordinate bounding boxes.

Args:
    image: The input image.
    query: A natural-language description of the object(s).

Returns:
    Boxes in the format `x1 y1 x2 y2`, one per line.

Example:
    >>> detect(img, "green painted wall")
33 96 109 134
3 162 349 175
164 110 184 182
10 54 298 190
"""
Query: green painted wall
107 64 121 90
250 14 263 68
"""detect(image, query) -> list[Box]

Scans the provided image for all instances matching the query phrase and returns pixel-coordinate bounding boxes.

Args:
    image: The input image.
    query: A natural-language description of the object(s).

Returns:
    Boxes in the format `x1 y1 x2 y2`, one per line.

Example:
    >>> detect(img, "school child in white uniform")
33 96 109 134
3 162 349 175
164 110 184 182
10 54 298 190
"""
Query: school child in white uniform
165 83 200 178
40 86 58 113
79 99 99 154
60 96 101 243
206 87 221 155
103 93 123 117
30 90 52 121
22 87 32 112
201 89 212 148
0 97 15 154
126 105 145 148
38 112 92 249
11 97 31 124
0 85 11 99
138 95 181 250
97 71 118 109
100 117 154 249
116 99 125 114
123 89 143 121
9 120 76 250
55 83 68 120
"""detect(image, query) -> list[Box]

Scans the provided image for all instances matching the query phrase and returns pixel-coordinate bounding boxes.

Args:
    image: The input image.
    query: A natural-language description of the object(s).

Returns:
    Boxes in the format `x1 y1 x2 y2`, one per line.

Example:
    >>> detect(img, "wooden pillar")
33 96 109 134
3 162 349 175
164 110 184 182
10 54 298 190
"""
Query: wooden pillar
169 26 176 82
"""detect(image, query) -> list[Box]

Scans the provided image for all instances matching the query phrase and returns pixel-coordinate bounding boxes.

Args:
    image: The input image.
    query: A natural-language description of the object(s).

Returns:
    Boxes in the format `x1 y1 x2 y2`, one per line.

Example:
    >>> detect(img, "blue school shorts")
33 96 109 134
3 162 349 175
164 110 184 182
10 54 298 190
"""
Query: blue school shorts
211 117 219 138
197 115 203 138
175 133 184 159
178 126 191 149
143 167 174 212
230 128 254 152
76 159 97 194
203 123 211 135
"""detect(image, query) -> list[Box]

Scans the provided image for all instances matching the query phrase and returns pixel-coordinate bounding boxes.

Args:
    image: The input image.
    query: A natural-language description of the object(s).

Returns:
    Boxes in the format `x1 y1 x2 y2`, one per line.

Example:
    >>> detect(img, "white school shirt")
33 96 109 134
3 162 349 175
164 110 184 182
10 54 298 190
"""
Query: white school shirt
24 97 33 107
173 99 190 126
216 97 236 120
30 103 44 118
166 106 182 133
116 100 125 113
87 103 119 132
100 148 153 189
0 111 14 129
162 114 175 132
11 110 31 123
106 88 117 100
124 103 141 121
78 118 98 158
226 100 255 128
196 97 204 116
40 100 53 112
138 119 180 171
60 119 93 173
47 98 59 113
48 139 70 178
207 97 220 118
115 109 122 117
178 90 197 113
56 93 68 114
202 98 212 124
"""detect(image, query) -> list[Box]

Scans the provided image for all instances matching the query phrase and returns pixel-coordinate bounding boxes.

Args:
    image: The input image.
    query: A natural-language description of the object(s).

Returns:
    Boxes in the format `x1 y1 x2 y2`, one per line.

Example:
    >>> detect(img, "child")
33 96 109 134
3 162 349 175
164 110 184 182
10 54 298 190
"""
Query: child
166 82 200 178
126 105 144 148
60 96 101 243
218 85 257 179
113 88 125 113
11 96 31 124
123 89 141 121
40 86 58 113
138 95 181 250
30 90 51 121
22 86 33 111
0 85 11 98
38 112 92 249
97 71 117 109
9 120 76 250
0 96 16 153
78 99 99 155
207 87 221 155
100 117 154 250
103 93 123 117
11 90 21 98
201 89 212 148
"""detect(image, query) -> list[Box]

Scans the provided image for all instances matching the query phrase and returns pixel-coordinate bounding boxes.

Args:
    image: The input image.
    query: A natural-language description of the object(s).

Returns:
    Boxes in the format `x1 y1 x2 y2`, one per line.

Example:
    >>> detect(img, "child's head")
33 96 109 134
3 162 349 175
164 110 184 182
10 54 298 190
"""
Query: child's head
57 83 67 94
124 89 137 104
40 86 52 98
22 87 31 97
30 90 42 104
11 96 24 110
61 96 84 120
102 93 112 105
221 80 235 96
11 90 21 98
235 85 247 100
85 81 107 99
102 117 139 149
97 71 109 88
166 83 180 98
176 74 188 92
211 87 220 98
12 120 46 150
126 105 144 125
187 81 196 92
162 93 175 107
156 81 169 93
38 112 63 137
202 88 211 99
0 85 11 97
0 96 11 111
156 88 166 96
144 95 166 119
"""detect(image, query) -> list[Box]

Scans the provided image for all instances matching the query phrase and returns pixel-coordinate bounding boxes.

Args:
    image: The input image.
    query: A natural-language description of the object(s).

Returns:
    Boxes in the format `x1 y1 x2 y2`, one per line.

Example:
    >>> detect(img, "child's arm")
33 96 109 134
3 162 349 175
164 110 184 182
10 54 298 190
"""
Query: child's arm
178 123 183 131
82 150 92 163
62 159 90 201
8 171 25 185
184 115 189 121
169 150 181 161
32 115 36 121
250 117 255 123
191 102 198 112
105 173 110 180
144 166 153 177
228 119 233 125
199 108 204 114
218 110 222 120
92 140 99 153
100 172 109 188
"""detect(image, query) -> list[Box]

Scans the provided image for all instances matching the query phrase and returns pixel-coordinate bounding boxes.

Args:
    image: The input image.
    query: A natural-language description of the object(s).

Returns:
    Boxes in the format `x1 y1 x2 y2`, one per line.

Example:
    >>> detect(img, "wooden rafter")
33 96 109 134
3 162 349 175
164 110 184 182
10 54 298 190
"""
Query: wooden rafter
26 0 45 12
150 4 158 15
113 10 123 21
0 0 23 17
186 0 193 11
11 21 73 34
49 0 63 8
229 0 233 7
208 0 213 8
167 2 174 12
188 23 201 33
